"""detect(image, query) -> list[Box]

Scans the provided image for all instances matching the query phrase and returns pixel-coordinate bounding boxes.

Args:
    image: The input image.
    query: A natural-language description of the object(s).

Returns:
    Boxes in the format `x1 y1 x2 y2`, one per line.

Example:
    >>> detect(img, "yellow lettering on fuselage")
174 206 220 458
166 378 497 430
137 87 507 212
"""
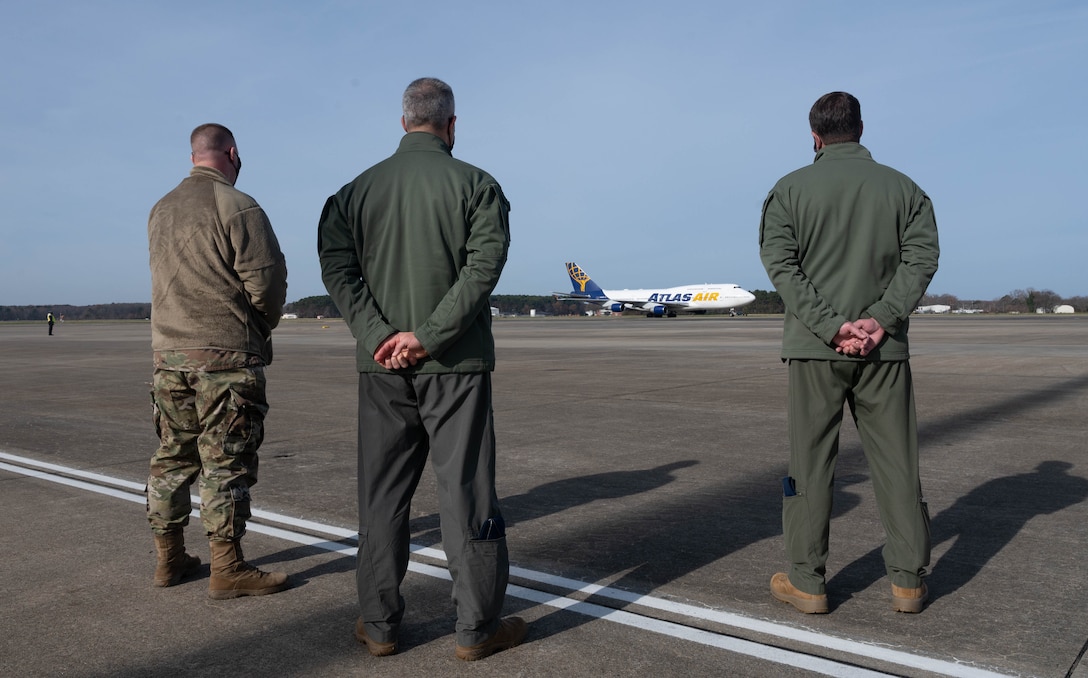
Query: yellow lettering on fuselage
692 292 720 302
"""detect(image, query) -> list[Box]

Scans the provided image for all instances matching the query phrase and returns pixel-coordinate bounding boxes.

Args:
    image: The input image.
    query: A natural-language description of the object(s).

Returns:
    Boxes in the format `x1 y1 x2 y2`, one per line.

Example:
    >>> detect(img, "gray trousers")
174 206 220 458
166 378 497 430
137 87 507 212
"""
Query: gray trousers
356 372 509 647
784 359 931 595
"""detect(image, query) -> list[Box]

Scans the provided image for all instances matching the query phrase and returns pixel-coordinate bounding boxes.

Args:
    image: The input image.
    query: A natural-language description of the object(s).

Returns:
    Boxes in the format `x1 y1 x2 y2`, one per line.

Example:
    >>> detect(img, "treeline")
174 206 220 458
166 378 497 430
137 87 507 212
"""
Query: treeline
490 295 585 316
0 303 151 322
746 290 785 314
283 295 591 318
920 288 1085 313
284 295 342 318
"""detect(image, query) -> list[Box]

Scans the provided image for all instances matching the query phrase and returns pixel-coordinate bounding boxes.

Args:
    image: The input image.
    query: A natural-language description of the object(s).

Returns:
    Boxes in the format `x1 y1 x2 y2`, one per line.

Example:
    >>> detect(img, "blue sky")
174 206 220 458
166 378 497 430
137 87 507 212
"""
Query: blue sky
2 1 1085 305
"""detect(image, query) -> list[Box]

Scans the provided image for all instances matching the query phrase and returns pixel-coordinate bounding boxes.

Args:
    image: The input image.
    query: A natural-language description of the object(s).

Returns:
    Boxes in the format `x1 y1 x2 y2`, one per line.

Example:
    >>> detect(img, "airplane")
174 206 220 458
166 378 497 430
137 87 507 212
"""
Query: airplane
555 262 756 317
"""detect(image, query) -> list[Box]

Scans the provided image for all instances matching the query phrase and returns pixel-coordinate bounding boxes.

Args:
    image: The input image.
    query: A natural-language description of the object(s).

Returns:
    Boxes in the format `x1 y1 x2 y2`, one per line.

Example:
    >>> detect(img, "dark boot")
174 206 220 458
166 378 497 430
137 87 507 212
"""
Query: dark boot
208 540 288 600
153 531 201 587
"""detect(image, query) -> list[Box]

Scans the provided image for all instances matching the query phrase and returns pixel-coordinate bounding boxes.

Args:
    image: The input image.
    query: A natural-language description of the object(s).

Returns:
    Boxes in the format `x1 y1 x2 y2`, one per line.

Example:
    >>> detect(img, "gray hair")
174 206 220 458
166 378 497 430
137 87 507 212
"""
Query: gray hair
402 77 455 129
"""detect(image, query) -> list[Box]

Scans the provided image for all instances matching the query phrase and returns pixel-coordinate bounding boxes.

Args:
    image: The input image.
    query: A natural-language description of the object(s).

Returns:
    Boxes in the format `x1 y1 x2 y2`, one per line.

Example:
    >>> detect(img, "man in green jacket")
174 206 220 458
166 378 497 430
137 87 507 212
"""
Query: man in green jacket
318 77 525 660
759 92 939 614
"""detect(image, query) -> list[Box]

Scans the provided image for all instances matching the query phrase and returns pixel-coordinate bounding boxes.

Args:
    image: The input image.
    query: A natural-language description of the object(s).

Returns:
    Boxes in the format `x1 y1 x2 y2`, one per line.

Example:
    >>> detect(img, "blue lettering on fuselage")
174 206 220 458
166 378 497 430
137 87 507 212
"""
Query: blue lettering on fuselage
648 292 694 302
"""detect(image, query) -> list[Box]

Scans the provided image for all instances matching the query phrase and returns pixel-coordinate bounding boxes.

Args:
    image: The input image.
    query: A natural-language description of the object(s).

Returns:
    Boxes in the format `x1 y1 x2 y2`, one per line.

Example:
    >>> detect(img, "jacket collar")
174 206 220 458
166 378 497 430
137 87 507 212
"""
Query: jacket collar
189 165 231 183
397 131 452 156
814 142 872 164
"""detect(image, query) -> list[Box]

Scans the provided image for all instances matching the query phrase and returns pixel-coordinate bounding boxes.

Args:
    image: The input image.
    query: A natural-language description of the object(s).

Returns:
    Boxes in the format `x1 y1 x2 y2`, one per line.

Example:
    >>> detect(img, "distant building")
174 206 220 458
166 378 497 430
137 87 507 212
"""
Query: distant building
915 304 951 314
1054 305 1075 314
281 313 299 319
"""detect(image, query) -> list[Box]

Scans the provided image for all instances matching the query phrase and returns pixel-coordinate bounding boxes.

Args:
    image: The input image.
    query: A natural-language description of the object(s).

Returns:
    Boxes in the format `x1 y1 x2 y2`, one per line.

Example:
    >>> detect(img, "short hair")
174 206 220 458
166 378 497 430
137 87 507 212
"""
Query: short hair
190 123 235 154
402 77 455 129
809 92 862 144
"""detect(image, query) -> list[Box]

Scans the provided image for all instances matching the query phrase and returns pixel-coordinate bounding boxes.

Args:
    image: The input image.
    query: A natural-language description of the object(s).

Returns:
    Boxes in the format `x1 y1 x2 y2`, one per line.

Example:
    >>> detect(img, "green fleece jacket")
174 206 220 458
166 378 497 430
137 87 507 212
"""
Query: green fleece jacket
317 132 510 373
759 143 939 361
149 166 288 364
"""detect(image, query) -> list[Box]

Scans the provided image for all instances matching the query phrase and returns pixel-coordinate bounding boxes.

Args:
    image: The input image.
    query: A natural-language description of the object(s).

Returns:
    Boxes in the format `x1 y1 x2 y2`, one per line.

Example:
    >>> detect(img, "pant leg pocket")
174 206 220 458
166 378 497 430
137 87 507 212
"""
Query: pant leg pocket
456 536 510 638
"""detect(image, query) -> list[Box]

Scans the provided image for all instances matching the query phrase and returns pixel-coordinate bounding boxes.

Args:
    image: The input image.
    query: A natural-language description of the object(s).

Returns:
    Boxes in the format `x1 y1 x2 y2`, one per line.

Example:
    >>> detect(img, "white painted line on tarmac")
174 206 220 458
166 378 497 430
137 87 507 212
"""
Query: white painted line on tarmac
508 583 892 678
1 450 1012 678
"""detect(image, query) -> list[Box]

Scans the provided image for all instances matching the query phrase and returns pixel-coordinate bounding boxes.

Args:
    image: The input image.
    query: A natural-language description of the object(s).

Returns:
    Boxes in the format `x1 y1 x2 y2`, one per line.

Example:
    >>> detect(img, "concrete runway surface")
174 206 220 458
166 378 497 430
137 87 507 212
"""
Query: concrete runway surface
1 315 1086 677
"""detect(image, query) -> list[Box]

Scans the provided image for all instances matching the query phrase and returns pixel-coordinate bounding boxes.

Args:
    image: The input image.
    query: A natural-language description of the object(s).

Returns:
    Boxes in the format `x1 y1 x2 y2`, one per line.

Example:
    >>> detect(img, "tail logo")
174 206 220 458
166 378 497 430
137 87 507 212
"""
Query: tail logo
567 262 590 293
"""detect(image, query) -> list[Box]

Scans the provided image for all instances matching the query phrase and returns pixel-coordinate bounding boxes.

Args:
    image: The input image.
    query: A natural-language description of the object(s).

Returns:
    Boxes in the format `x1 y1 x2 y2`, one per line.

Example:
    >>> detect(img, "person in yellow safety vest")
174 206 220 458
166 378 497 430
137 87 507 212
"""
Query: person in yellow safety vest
47 312 55 336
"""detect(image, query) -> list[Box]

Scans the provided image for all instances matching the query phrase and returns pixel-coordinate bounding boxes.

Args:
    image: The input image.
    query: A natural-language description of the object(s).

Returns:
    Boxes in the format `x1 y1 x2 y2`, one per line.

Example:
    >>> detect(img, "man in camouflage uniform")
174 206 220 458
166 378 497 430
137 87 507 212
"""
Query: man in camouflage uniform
146 123 289 599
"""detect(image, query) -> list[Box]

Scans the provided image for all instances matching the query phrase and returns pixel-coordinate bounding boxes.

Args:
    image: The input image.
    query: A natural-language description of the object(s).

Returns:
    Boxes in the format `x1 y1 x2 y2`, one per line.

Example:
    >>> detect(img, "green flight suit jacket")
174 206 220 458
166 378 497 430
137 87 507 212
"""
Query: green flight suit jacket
318 132 511 373
759 143 939 361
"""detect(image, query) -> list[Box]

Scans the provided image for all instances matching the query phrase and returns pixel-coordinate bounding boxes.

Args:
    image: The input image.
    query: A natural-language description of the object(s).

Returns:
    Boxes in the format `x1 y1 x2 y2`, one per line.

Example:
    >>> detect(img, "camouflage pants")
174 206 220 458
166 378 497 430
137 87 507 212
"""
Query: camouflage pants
146 367 267 540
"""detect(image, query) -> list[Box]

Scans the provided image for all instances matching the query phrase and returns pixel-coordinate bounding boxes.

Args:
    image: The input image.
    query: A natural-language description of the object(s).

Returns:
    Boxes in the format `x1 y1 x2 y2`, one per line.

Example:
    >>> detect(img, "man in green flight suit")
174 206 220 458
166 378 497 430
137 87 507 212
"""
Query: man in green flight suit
759 91 940 614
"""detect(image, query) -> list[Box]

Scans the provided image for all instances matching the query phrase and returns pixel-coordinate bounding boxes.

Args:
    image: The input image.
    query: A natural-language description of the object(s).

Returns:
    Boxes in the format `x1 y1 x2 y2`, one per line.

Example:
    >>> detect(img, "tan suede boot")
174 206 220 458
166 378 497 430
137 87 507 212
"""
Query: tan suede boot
208 540 288 600
770 572 829 614
153 532 201 587
891 582 928 613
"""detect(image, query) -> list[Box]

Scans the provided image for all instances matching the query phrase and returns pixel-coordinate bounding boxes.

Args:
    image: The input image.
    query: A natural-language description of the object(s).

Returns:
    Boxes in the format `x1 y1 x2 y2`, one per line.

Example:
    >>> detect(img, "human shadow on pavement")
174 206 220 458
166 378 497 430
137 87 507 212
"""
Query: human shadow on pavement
407 459 701 547
824 372 1088 604
828 460 1088 604
510 372 1088 638
256 462 707 590
248 538 358 584
254 372 1088 642
487 454 875 641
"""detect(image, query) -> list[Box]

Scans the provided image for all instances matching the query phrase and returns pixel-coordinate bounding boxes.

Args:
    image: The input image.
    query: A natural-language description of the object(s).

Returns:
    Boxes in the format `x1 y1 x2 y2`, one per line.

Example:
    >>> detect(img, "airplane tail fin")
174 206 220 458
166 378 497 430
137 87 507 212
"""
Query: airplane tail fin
566 262 607 299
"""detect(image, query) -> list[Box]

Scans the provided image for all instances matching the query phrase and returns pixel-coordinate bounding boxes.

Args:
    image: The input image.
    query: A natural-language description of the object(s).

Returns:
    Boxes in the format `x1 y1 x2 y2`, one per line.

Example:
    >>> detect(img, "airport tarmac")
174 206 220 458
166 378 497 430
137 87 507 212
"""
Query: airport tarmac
1 315 1086 677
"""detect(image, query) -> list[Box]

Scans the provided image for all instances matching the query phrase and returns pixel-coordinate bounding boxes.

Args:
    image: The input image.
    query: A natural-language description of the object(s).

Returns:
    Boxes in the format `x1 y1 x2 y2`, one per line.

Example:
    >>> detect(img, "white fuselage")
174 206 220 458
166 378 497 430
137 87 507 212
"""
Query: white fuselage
602 284 756 312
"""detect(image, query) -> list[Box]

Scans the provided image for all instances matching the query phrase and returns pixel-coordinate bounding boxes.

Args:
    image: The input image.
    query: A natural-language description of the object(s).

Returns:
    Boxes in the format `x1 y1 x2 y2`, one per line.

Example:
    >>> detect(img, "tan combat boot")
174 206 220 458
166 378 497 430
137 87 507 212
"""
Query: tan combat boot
891 582 928 613
208 540 288 600
770 572 829 614
153 531 201 587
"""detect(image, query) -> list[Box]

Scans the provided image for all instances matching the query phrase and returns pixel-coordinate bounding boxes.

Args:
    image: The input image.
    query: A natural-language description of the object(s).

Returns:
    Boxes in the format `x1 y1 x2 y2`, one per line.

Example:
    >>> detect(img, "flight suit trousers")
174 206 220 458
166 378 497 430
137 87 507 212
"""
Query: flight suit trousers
783 359 930 595
355 372 509 648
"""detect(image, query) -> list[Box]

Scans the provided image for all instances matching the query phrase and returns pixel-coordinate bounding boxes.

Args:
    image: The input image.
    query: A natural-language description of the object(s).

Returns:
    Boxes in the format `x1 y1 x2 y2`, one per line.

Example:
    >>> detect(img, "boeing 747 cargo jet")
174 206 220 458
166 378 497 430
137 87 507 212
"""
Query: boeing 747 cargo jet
555 262 756 317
